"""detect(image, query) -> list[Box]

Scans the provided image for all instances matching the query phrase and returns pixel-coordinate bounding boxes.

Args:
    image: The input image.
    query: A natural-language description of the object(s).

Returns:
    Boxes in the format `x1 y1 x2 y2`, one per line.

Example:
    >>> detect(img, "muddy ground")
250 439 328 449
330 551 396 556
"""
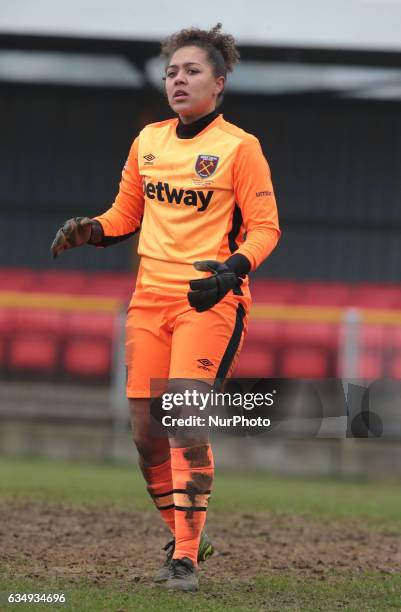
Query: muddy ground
1 500 401 589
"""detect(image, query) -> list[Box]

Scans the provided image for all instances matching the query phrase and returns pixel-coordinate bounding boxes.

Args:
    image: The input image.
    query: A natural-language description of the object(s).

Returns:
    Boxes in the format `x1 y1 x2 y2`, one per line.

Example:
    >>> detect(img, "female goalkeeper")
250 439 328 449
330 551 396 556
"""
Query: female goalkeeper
50 23 280 593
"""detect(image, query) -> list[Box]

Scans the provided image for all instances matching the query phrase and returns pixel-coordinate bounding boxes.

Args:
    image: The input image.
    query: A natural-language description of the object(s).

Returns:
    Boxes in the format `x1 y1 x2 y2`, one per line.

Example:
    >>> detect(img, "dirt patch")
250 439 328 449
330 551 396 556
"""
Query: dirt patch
1 500 400 588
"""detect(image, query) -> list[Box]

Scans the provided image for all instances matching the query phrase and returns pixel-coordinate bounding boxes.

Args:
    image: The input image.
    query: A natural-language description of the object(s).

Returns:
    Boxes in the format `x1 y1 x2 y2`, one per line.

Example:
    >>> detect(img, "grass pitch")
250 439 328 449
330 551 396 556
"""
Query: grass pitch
1 456 401 611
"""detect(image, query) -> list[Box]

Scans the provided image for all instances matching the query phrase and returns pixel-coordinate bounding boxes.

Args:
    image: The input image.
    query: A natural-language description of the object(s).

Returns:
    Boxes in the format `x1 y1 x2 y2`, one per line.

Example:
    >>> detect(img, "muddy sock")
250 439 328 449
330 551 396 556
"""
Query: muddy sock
170 445 214 566
143 457 175 535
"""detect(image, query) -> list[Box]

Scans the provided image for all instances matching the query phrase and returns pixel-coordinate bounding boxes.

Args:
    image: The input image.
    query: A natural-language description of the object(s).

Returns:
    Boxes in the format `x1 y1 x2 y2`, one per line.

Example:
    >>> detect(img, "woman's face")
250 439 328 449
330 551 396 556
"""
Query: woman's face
165 46 225 124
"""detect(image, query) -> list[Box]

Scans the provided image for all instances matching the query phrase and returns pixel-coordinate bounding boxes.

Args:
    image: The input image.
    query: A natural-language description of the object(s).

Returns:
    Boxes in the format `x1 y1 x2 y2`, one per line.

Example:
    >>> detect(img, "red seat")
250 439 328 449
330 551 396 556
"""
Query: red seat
388 327 401 349
0 309 14 334
282 322 338 348
251 280 299 304
358 352 383 379
359 325 387 349
63 338 111 377
87 272 134 299
14 308 65 335
9 334 58 372
349 284 401 310
36 270 88 295
389 353 401 378
66 311 115 338
234 345 276 377
0 268 36 292
299 282 352 307
247 320 280 345
280 346 329 378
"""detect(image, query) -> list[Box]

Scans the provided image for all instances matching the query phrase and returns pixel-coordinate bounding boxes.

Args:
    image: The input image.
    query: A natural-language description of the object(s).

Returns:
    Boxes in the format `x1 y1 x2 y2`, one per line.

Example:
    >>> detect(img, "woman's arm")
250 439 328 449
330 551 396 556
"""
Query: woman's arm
91 136 144 247
187 137 281 312
231 137 281 271
50 137 144 258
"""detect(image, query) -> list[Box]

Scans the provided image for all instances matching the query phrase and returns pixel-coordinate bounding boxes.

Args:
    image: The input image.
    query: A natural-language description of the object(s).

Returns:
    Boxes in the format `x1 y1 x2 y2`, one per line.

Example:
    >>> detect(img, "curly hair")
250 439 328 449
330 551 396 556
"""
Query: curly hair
161 23 240 99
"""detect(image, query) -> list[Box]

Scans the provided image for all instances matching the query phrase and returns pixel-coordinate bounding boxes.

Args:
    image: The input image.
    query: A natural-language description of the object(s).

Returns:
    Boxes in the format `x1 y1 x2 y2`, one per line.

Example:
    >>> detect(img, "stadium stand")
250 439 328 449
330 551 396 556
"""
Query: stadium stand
349 284 401 310
297 281 352 307
234 346 276 377
63 338 111 379
0 268 37 292
279 346 329 378
0 268 400 382
35 270 88 295
65 311 115 337
9 334 58 374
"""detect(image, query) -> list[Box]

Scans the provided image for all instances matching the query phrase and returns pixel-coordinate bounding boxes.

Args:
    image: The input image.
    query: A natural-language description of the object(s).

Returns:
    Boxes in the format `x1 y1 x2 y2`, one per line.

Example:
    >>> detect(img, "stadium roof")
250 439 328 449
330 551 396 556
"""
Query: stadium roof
1 0 401 53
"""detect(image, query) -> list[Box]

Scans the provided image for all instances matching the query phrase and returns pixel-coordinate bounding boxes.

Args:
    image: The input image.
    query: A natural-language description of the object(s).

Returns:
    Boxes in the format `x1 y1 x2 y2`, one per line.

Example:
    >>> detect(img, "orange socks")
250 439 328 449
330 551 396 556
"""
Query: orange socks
143 457 175 535
141 444 215 563
170 445 214 566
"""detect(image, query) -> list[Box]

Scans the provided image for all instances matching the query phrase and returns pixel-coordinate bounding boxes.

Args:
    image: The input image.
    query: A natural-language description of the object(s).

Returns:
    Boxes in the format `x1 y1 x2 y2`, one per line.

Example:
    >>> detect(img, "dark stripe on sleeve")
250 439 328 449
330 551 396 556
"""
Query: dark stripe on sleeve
158 503 175 510
89 216 143 248
215 303 246 383
96 229 139 247
228 204 243 253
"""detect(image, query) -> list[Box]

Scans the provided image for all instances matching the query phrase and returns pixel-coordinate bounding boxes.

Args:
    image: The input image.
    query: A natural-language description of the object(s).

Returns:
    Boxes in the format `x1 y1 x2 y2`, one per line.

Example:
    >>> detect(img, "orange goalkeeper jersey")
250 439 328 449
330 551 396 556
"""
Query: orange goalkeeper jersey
93 113 281 294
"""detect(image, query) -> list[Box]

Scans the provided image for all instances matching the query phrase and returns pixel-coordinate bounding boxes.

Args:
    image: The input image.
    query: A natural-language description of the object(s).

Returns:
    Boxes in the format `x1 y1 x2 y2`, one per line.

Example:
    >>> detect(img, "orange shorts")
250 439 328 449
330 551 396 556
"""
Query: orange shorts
125 289 251 398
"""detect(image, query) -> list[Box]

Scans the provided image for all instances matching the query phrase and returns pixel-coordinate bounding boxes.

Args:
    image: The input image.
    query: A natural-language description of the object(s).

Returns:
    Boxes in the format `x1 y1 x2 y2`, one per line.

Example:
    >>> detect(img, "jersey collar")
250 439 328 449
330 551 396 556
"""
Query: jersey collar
176 109 220 139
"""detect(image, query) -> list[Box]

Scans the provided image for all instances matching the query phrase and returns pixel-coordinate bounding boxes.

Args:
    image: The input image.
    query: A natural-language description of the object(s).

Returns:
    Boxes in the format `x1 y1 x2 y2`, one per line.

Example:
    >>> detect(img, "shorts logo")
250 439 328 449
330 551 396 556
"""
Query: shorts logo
197 358 214 372
195 155 219 178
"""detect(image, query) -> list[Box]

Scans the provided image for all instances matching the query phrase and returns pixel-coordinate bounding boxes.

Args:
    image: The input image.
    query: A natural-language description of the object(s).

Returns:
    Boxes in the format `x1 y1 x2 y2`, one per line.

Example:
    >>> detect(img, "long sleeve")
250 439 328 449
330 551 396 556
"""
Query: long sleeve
92 137 144 246
232 137 281 271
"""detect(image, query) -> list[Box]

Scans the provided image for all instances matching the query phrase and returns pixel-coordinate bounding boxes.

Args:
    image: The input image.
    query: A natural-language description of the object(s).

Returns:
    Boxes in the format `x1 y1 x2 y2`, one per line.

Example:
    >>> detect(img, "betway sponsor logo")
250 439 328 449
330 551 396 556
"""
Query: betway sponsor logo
143 179 213 212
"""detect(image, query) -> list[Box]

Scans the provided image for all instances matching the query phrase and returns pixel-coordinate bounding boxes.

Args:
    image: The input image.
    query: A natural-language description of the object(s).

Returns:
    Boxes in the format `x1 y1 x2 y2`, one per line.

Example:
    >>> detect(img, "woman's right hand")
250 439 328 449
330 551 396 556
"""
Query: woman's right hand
50 216 93 259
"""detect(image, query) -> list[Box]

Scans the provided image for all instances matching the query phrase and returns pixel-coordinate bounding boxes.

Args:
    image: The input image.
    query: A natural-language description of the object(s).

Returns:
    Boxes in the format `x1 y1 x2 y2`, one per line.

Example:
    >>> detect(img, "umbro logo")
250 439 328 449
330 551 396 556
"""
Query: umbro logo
197 358 214 372
143 153 156 165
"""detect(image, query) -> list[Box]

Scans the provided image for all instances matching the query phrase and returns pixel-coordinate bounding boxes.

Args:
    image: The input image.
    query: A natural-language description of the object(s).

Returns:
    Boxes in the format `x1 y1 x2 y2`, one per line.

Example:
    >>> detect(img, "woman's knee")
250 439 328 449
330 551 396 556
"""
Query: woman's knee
129 398 169 464
166 380 211 447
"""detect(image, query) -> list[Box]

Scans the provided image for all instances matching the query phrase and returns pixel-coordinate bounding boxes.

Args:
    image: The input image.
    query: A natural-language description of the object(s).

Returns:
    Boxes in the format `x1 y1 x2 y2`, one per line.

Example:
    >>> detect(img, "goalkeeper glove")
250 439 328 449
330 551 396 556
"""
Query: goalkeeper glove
188 260 243 312
50 217 103 259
